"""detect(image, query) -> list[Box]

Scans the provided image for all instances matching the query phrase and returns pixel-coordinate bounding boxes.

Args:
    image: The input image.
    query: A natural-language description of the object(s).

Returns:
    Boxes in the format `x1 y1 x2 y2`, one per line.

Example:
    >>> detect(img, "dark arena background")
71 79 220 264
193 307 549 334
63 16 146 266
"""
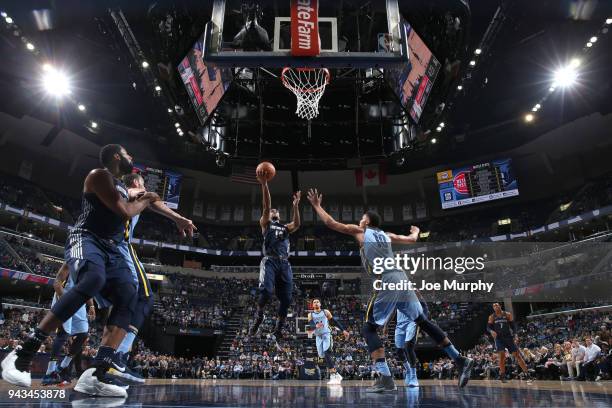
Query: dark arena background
0 0 612 407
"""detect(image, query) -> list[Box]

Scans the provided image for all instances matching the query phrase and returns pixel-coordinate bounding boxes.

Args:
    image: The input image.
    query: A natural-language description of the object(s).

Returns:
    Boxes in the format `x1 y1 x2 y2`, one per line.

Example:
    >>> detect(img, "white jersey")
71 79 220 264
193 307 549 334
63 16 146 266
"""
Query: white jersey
311 309 331 336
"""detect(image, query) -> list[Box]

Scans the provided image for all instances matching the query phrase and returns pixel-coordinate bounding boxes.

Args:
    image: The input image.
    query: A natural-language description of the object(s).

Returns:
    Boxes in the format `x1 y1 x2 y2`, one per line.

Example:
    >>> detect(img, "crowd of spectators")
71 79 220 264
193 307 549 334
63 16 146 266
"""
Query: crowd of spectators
426 309 612 382
0 235 61 278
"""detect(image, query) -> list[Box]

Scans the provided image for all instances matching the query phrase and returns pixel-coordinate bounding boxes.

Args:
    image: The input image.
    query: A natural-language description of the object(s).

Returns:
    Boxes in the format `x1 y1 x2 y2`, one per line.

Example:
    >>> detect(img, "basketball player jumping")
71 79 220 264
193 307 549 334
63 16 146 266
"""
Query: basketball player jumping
1 144 158 397
488 303 533 383
307 188 474 392
306 299 350 385
248 170 301 347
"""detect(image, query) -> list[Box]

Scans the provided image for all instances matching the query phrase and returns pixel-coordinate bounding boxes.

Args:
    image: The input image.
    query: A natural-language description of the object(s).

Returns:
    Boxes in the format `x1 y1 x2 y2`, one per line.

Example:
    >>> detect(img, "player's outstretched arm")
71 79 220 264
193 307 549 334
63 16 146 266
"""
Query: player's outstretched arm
148 201 197 238
306 188 363 237
86 169 159 219
286 191 301 233
258 176 271 232
387 225 420 244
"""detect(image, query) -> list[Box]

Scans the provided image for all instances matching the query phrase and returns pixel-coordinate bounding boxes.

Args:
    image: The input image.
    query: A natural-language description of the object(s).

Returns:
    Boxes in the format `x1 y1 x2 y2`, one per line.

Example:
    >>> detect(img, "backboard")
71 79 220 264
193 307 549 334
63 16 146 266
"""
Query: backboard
203 0 408 68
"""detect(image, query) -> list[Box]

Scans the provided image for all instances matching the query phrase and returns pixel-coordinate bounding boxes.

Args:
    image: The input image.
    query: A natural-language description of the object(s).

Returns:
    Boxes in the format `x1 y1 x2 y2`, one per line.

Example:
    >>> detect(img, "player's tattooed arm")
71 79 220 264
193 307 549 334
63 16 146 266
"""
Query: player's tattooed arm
306 188 363 237
86 169 159 219
52 262 70 298
287 191 301 233
259 180 271 232
387 225 420 244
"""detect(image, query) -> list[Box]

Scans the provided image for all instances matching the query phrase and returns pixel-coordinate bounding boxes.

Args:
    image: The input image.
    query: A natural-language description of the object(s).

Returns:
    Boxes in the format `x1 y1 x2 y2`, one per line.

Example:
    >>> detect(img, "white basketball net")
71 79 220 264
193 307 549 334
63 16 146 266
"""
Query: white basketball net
281 67 330 120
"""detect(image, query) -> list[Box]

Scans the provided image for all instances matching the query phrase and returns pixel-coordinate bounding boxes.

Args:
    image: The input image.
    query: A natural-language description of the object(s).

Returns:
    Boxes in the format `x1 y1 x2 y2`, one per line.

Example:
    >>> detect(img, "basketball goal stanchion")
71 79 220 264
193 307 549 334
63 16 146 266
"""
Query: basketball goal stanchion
281 67 330 120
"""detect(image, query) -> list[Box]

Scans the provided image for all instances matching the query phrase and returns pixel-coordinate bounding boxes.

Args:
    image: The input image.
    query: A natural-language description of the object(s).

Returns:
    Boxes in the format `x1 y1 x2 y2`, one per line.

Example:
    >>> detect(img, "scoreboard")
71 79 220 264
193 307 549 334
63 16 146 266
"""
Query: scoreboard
437 158 519 209
133 164 183 210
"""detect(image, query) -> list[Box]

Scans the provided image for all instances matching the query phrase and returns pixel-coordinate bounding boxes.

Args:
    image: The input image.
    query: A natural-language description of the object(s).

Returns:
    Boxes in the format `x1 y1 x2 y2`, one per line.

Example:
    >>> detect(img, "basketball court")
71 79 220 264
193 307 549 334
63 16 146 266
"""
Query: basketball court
1 379 611 407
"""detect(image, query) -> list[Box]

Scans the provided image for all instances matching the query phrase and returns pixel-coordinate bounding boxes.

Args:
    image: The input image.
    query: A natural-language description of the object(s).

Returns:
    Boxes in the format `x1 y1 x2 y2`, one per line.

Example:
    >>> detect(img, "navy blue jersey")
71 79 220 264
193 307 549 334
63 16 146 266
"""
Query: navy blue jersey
491 312 513 338
262 220 290 259
73 175 129 243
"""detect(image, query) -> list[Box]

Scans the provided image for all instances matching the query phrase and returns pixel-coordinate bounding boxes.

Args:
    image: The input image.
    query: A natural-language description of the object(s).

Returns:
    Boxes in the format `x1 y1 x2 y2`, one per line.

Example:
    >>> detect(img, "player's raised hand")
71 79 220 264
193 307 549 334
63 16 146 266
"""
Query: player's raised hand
292 191 301 206
176 217 197 238
256 169 268 184
410 225 420 235
343 330 350 341
307 188 323 207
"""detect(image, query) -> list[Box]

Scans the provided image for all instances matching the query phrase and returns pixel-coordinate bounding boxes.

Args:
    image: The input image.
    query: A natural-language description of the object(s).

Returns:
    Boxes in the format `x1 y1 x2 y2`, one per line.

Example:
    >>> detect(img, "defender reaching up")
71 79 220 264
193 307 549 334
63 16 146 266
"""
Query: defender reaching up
307 188 474 392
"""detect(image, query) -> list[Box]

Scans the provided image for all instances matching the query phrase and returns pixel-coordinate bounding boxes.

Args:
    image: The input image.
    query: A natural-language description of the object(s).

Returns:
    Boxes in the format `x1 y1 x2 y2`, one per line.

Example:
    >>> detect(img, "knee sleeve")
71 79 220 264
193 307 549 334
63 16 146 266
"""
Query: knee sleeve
69 333 88 356
324 352 335 369
106 282 137 330
51 331 69 359
52 262 105 322
74 261 106 297
415 314 447 344
361 322 383 353
405 339 417 366
51 289 91 322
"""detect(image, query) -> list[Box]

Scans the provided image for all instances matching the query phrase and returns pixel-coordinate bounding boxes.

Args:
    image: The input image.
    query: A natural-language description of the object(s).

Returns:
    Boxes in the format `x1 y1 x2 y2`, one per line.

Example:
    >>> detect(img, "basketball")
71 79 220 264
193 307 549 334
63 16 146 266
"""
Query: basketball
256 161 276 182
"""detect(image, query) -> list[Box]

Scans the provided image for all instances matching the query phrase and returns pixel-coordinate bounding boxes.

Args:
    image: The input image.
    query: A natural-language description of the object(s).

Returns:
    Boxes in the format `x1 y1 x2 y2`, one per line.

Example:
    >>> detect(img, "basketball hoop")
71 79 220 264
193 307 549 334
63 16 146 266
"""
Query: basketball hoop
281 67 330 120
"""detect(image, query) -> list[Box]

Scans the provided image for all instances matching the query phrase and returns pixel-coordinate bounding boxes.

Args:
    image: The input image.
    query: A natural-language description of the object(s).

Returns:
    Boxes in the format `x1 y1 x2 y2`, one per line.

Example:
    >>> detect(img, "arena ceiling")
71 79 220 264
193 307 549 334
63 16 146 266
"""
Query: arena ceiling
0 0 610 174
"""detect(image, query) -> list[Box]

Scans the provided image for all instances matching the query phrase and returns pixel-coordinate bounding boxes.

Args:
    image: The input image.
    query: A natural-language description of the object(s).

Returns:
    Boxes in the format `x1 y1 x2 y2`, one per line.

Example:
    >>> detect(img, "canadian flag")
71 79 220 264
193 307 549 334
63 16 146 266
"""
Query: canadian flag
355 164 387 187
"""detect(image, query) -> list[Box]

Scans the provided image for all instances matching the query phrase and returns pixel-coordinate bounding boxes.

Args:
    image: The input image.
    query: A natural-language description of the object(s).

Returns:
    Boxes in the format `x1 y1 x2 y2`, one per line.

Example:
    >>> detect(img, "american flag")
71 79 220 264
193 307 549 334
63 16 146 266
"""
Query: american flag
230 164 259 184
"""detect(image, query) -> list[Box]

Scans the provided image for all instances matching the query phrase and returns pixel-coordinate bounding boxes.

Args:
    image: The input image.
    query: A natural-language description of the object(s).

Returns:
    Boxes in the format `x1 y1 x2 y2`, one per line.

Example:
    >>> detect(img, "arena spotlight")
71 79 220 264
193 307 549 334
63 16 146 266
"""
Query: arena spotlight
142 61 149 68
553 65 578 88
167 108 172 113
154 85 161 92
174 122 180 128
457 85 463 90
0 12 7 18
469 60 476 66
26 42 35 51
431 138 437 144
474 48 482 55
570 58 581 68
5 16 13 24
42 66 71 98
524 113 534 123
590 36 598 43
77 104 86 112
436 126 442 132
607 18 612 25
439 122 445 128
90 121 98 128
